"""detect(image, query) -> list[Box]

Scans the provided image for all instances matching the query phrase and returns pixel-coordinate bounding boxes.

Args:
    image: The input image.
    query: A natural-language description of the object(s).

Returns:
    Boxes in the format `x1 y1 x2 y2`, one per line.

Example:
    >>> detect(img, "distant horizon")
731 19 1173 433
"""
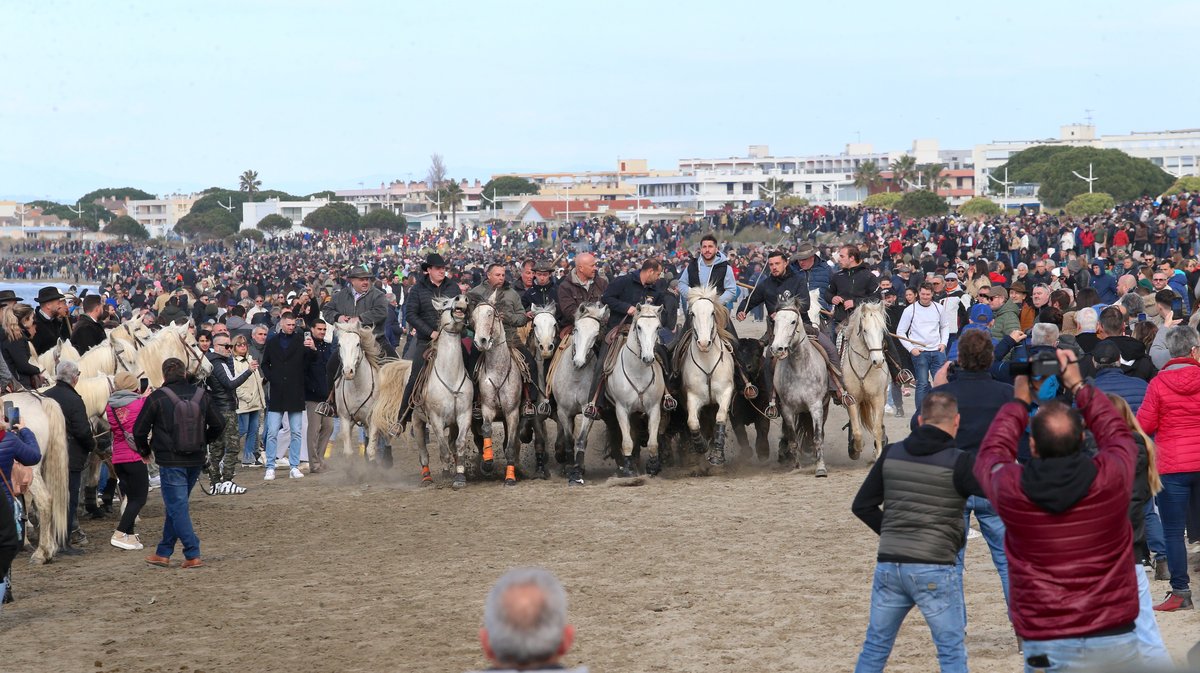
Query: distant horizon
4 1 1194 203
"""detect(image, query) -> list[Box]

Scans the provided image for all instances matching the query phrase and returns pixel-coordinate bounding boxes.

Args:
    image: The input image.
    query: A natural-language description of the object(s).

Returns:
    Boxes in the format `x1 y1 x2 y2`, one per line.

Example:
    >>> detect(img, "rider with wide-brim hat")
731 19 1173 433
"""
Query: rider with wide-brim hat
321 264 394 358
398 253 462 430
31 286 71 356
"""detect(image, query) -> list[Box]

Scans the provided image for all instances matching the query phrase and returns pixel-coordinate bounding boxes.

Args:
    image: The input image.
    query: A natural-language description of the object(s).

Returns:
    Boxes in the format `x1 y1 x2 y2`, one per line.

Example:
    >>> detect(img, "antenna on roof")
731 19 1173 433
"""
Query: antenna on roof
1084 108 1095 126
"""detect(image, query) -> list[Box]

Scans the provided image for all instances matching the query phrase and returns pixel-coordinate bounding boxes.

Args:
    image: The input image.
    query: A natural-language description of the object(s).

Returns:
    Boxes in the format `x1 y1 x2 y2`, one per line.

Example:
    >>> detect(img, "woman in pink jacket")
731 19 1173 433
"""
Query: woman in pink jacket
106 372 151 551
1136 325 1200 612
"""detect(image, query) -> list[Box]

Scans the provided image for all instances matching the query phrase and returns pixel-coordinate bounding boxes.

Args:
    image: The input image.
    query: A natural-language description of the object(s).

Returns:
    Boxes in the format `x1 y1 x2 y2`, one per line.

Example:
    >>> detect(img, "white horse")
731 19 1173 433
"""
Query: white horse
35 340 80 380
605 304 666 478
332 319 411 465
471 292 525 486
0 391 69 564
407 296 473 488
841 302 889 463
521 304 558 479
552 303 609 484
770 294 831 477
680 286 736 468
77 338 143 379
137 323 212 387
107 313 155 350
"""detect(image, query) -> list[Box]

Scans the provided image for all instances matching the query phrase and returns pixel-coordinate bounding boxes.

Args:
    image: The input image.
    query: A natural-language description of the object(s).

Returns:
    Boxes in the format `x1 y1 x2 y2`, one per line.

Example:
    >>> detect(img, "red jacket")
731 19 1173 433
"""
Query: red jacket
1137 357 1200 475
975 386 1137 640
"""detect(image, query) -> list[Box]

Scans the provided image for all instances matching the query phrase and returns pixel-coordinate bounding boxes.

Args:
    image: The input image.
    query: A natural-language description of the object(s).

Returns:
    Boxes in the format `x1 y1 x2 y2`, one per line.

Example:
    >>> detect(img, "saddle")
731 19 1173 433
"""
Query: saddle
543 332 575 399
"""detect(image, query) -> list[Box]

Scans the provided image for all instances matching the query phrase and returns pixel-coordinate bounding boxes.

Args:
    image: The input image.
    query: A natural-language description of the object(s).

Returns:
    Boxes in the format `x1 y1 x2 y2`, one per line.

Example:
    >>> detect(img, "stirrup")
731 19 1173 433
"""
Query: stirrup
583 403 601 420
897 369 915 385
742 384 759 400
472 403 482 420
764 400 779 420
662 393 677 411
315 401 337 418
841 392 857 406
522 401 535 418
536 399 551 416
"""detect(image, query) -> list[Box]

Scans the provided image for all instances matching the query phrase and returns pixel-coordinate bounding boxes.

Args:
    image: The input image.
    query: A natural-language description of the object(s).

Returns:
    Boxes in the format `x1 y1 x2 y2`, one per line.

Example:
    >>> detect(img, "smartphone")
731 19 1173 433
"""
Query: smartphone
2 400 12 424
9 407 18 425
304 331 312 341
138 377 150 394
1137 313 1147 322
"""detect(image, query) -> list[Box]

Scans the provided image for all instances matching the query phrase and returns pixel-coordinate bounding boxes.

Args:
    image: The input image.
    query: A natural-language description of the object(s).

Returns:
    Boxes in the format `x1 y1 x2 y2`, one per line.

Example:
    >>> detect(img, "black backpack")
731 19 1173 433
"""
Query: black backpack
159 386 207 454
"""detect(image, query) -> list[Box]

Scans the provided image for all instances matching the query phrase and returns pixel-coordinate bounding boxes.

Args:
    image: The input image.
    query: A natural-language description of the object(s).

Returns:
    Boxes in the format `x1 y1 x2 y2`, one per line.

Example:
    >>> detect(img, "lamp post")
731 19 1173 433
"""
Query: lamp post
760 181 779 207
986 167 1012 209
479 189 498 226
1071 163 1097 194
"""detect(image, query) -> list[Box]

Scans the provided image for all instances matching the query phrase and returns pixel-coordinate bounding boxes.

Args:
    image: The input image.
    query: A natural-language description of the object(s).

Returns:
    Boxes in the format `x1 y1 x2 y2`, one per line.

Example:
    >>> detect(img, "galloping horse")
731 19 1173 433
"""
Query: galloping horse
0 391 69 564
840 302 889 462
331 320 386 460
606 304 666 478
470 292 525 486
770 294 831 476
521 304 558 479
405 296 473 488
551 303 608 482
679 286 736 466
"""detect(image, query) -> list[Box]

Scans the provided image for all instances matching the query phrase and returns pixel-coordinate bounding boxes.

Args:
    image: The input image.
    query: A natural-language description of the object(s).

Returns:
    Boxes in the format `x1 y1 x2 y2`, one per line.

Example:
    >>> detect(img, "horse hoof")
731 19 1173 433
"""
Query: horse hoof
452 475 467 490
567 469 585 486
815 467 828 478
504 478 517 487
534 465 549 480
616 459 636 478
646 456 662 476
848 445 861 461
480 459 494 475
708 453 726 467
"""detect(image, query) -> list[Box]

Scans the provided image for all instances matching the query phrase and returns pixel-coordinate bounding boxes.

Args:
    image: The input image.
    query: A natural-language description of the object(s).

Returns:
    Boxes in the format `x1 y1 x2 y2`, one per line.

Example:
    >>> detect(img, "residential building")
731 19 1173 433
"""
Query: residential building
241 197 330 231
335 179 484 220
127 193 199 238
499 160 653 201
516 199 652 225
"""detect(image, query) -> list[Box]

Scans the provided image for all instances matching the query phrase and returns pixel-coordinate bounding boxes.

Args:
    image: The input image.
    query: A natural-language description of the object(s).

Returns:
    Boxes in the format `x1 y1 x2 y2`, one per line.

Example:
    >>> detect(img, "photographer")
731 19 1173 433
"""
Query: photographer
975 350 1140 671
0 411 40 608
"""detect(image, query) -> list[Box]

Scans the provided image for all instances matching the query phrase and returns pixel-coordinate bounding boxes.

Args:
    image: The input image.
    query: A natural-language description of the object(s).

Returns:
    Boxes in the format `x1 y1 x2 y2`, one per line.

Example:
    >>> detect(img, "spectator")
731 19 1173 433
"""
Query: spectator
987 286 1021 341
30 286 71 355
42 360 95 556
1090 340 1148 412
135 358 225 569
260 312 317 481
0 412 40 608
69 294 106 354
303 319 336 474
1097 306 1156 381
105 372 150 551
896 283 948 409
231 335 266 468
1136 325 1200 612
203 332 257 494
248 325 268 363
852 392 981 672
976 350 1140 670
1 304 44 388
472 567 583 673
1074 307 1100 353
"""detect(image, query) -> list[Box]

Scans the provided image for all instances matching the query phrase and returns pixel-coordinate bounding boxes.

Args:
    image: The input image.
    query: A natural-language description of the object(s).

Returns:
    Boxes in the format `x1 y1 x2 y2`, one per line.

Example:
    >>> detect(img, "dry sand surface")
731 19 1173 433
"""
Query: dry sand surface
5 397 1197 673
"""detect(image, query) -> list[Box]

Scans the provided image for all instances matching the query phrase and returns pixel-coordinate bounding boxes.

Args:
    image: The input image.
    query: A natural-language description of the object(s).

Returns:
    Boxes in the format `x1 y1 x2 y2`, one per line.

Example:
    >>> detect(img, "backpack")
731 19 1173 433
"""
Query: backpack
159 386 207 454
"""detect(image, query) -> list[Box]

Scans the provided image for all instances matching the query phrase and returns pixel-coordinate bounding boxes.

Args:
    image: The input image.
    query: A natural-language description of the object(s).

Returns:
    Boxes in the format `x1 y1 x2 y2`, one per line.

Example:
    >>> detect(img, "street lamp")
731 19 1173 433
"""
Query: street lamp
479 189 498 225
760 181 780 207
986 167 1013 208
1071 163 1097 193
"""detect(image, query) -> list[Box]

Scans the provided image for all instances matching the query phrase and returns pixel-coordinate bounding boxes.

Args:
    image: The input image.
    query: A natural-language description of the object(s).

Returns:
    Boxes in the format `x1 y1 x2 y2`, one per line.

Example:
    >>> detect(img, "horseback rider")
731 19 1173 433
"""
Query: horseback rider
468 262 539 417
676 234 740 342
520 259 559 311
826 244 914 388
398 253 462 429
557 252 607 335
587 258 672 414
322 265 395 358
789 242 832 315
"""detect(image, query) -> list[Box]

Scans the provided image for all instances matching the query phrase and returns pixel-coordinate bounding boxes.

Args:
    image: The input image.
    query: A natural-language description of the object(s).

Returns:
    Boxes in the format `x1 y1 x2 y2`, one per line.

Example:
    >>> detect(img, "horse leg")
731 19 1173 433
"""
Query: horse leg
846 400 863 461
339 414 356 458
614 406 636 478
777 415 795 465
813 402 828 478
753 417 770 462
414 419 433 485
503 407 520 486
644 404 663 477
532 414 550 480
732 422 752 460
686 395 705 455
709 394 731 466
452 410 471 490
26 475 56 564
479 402 496 475
568 410 594 486
871 398 886 462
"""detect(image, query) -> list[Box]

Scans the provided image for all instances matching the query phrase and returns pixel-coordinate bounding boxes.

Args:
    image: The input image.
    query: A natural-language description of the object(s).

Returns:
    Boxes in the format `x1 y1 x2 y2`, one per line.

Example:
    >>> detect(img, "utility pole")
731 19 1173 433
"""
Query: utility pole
217 197 235 213
479 189 498 225
15 204 28 227
1071 163 1097 193
760 181 780 207
66 201 86 228
986 167 1013 207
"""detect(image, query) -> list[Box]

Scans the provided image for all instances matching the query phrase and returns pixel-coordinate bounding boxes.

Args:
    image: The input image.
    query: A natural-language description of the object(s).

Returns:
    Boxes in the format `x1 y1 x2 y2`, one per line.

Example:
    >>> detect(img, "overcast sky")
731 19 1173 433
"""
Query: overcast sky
2 0 1194 202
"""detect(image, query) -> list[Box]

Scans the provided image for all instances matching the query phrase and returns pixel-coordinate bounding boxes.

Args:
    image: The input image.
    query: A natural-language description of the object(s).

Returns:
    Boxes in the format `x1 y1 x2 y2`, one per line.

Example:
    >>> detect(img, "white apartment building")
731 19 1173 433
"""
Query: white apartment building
972 125 1200 196
127 193 199 238
241 197 330 231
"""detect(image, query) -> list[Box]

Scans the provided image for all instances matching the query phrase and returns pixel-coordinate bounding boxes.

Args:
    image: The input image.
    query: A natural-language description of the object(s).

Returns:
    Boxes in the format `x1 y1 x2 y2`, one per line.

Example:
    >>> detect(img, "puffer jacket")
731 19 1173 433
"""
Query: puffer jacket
0 427 40 506
233 354 265 414
975 386 1137 640
989 300 1022 340
405 275 462 342
1137 357 1200 475
204 350 254 414
1091 367 1148 413
825 263 879 323
106 391 147 465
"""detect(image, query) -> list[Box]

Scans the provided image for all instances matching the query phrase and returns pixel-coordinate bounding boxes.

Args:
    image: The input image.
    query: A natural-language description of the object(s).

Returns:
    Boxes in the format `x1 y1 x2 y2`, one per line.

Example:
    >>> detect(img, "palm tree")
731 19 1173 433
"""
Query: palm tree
239 170 262 201
758 177 792 204
918 163 950 194
889 155 918 192
442 180 465 230
853 160 883 194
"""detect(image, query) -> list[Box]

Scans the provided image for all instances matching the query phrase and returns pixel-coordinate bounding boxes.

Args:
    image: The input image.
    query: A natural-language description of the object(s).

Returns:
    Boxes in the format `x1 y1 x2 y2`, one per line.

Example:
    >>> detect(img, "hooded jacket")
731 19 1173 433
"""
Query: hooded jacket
1089 260 1118 304
677 250 737 306
1136 357 1200 475
557 268 608 328
106 391 147 465
975 386 1137 640
1103 335 1156 382
989 300 1022 341
132 378 225 468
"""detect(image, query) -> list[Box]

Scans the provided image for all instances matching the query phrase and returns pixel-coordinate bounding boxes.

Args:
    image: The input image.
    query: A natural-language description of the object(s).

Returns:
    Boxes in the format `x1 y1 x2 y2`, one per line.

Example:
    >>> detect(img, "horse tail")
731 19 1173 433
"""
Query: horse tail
369 360 412 437
40 395 70 553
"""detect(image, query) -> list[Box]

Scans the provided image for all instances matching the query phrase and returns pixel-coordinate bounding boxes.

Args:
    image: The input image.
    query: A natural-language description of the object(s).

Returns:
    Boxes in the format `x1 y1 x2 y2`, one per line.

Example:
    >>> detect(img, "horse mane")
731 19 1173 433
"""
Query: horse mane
846 301 886 335
72 375 114 418
349 326 384 368
139 325 188 385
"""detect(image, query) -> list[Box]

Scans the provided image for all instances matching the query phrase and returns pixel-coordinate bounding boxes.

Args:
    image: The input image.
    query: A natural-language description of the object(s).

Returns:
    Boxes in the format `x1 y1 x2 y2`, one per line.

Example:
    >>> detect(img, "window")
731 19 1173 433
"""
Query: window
725 183 734 195
742 183 754 194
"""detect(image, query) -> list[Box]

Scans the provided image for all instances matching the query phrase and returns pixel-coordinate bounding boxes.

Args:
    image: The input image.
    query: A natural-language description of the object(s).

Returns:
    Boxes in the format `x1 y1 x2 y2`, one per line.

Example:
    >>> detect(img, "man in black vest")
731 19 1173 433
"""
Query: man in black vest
850 391 984 671
676 234 740 342
70 295 107 354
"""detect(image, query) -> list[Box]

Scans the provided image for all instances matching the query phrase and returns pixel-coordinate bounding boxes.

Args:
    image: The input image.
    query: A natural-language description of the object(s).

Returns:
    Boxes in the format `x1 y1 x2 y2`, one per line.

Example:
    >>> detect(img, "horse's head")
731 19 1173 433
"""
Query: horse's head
572 303 608 368
110 337 145 377
632 303 662 364
687 286 720 352
771 295 803 360
530 304 558 358
471 299 500 352
858 302 888 369
736 338 765 377
335 324 364 380
167 323 212 378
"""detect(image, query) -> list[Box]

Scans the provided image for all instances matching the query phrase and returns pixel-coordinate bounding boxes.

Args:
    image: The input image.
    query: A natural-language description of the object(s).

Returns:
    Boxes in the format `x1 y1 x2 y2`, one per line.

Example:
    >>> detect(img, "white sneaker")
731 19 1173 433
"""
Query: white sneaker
218 480 247 495
110 532 143 550
289 467 304 479
263 469 276 481
884 405 896 416
148 475 161 490
274 458 289 468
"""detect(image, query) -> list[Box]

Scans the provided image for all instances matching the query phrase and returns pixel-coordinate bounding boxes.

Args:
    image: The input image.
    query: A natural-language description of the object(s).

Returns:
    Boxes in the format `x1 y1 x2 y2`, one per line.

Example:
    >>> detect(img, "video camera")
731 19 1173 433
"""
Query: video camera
1009 350 1060 378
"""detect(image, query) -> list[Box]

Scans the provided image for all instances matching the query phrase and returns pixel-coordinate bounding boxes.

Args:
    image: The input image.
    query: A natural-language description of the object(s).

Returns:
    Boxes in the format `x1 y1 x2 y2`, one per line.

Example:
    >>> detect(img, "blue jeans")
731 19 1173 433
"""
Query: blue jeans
1156 471 1199 592
264 410 303 469
912 350 947 410
1022 631 1139 672
1143 499 1166 562
854 563 966 673
156 466 202 560
955 495 1010 621
237 411 261 464
1133 562 1171 666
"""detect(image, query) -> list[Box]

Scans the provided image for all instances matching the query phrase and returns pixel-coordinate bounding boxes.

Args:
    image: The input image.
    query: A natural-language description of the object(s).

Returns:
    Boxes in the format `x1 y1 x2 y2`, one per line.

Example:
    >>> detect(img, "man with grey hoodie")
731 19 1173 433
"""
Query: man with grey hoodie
676 233 740 341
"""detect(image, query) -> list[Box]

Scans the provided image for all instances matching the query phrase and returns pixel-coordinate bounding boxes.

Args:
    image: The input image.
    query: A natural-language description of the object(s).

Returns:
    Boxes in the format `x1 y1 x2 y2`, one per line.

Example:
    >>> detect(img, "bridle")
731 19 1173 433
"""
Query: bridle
571 314 603 365
619 312 661 403
772 305 804 356
845 308 887 381
338 333 376 425
527 307 557 358
176 332 205 376
688 296 719 347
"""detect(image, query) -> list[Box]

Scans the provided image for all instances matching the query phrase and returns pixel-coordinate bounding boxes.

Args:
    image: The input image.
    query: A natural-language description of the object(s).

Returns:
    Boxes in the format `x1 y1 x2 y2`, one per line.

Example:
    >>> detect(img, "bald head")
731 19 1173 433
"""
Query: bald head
1030 401 1083 459
574 253 596 282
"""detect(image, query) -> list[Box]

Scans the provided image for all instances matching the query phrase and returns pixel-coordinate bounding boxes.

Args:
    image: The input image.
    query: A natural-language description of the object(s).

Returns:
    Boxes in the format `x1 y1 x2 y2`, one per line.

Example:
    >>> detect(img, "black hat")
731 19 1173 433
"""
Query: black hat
422 253 448 271
792 242 816 261
1093 340 1122 367
35 286 65 304
346 265 372 279
534 259 555 273
0 289 24 303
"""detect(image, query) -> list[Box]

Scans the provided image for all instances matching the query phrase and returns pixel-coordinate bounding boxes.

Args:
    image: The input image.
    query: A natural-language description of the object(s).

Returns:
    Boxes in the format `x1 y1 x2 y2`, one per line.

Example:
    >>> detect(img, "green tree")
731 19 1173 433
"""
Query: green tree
176 208 238 239
303 202 360 232
80 187 156 203
441 181 465 229
759 177 791 203
235 228 265 242
777 195 809 208
306 190 336 200
918 163 949 193
31 200 109 229
1064 192 1116 218
896 190 948 218
360 208 407 231
853 160 883 193
958 197 1003 218
890 155 918 191
239 170 262 201
480 175 540 198
1163 176 1200 194
102 215 150 239
863 192 903 209
993 146 1173 208
256 213 293 234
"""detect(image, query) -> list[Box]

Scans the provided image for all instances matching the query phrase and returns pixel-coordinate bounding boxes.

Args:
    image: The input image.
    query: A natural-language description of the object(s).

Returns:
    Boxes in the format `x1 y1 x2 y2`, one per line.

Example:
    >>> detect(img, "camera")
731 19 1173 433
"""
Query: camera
1009 350 1061 378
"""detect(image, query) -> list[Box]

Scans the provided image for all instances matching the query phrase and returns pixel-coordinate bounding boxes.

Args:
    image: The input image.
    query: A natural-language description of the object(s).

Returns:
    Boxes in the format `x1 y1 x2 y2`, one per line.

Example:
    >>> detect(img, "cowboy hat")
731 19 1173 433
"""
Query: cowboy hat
35 286 65 303
421 253 448 270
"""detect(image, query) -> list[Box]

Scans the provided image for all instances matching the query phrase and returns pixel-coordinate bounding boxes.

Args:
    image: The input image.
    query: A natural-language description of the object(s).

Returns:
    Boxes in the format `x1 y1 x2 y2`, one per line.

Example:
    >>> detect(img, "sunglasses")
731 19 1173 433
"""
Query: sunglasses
978 294 990 299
